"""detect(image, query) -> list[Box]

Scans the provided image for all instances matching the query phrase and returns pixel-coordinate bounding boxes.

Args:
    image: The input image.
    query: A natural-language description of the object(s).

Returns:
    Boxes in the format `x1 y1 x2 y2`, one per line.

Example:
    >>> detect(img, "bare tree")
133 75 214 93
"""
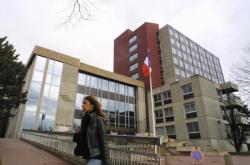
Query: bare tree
223 102 249 153
60 0 111 26
232 47 250 104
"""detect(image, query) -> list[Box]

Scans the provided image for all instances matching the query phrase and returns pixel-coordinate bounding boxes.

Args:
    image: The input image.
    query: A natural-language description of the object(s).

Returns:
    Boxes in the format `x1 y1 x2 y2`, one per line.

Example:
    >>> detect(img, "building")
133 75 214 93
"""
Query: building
113 22 242 151
114 22 224 87
151 75 237 151
5 46 147 138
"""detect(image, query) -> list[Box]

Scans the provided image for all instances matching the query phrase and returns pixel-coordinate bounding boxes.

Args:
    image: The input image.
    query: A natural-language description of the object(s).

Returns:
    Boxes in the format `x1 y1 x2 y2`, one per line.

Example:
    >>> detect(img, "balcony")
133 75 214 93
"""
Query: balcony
235 112 249 125
220 82 238 94
223 94 244 108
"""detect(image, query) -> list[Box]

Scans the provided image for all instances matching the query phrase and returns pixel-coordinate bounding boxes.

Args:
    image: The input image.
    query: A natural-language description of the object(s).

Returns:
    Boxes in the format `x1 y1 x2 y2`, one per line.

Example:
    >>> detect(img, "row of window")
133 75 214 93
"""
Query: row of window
23 56 63 131
155 102 197 124
78 73 135 97
154 84 193 108
169 27 224 84
156 121 200 139
128 35 139 80
75 72 137 130
74 111 136 129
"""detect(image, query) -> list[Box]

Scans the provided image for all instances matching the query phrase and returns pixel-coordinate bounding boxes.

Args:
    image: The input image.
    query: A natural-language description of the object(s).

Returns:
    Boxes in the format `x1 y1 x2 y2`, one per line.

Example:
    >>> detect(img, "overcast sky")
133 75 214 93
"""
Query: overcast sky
1 0 249 81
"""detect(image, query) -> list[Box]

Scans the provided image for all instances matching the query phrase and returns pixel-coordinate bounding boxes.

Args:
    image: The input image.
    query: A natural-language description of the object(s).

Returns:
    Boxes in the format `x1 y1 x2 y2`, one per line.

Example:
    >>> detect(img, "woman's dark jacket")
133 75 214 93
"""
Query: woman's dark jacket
73 111 110 165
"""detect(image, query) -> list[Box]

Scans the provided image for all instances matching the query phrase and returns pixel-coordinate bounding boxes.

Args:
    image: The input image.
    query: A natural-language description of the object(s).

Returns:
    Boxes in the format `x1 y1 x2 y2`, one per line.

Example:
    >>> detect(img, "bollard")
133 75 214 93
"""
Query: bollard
164 153 172 165
224 154 234 165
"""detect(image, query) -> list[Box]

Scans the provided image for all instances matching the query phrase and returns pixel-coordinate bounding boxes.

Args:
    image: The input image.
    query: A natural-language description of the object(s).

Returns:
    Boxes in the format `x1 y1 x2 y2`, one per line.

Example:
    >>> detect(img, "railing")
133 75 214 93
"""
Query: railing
20 129 162 165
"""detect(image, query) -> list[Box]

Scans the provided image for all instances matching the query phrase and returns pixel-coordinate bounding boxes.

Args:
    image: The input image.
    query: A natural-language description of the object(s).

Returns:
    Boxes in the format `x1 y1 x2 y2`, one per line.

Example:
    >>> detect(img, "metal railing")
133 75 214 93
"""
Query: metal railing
20 130 162 165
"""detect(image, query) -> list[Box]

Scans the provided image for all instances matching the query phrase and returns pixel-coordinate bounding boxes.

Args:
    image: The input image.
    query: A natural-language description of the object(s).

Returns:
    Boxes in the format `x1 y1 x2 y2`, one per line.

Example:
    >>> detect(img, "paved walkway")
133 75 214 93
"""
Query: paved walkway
165 155 250 165
0 139 72 165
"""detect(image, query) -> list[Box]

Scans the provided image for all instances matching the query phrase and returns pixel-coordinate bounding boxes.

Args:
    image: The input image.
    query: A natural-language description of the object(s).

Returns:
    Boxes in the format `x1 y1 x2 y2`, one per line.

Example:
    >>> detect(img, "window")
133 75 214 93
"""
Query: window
156 127 165 136
129 53 138 62
129 35 137 44
153 94 162 107
164 107 174 122
108 81 115 93
181 84 193 99
166 125 176 139
184 102 197 119
162 91 172 104
172 47 177 54
129 44 137 53
187 122 200 139
101 79 109 91
34 56 46 72
169 28 174 36
131 73 139 80
129 63 138 71
175 67 180 75
128 87 135 97
155 110 163 123
173 57 178 65
170 37 175 45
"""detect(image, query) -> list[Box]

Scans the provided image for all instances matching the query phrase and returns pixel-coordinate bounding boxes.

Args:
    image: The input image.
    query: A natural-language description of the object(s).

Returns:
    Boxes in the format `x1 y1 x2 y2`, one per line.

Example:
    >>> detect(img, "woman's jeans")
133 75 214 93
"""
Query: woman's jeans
87 159 103 165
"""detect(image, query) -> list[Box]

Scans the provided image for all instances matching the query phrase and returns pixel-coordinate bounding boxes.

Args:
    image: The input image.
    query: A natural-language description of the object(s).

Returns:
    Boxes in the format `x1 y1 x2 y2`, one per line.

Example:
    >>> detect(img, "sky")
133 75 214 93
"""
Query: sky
0 0 250 82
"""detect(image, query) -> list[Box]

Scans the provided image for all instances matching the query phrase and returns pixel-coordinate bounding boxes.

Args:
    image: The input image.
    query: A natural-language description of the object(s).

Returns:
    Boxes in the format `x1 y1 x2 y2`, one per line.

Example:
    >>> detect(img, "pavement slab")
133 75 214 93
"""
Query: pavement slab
0 139 72 165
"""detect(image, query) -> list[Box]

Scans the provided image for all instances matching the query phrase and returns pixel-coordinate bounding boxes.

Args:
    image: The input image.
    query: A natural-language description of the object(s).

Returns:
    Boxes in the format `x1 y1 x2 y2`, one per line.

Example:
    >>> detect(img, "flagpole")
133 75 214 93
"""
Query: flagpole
147 50 157 155
149 67 156 137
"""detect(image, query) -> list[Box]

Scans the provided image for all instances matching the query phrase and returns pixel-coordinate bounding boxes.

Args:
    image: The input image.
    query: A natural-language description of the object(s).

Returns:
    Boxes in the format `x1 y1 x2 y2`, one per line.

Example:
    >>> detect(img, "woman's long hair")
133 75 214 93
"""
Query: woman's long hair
84 95 106 118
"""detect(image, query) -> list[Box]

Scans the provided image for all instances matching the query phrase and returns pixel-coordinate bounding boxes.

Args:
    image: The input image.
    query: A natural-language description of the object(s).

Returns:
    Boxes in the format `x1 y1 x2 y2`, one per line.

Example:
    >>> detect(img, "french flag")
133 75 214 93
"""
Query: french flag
142 54 152 77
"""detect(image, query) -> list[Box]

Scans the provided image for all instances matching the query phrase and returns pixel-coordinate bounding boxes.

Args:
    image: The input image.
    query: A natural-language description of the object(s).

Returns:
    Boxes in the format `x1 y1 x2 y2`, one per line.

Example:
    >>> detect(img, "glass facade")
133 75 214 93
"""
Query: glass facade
38 60 63 131
22 56 63 131
74 72 137 130
168 26 224 84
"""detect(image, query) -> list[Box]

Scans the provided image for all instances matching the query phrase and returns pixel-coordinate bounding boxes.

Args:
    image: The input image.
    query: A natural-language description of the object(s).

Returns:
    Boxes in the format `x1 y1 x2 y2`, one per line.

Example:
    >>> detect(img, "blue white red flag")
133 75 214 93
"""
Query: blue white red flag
142 54 152 77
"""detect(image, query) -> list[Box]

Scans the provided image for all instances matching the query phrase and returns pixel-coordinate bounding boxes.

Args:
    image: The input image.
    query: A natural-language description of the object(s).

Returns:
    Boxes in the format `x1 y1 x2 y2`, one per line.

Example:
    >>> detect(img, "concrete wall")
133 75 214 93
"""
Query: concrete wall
55 63 78 132
137 87 147 133
152 75 233 151
159 25 176 84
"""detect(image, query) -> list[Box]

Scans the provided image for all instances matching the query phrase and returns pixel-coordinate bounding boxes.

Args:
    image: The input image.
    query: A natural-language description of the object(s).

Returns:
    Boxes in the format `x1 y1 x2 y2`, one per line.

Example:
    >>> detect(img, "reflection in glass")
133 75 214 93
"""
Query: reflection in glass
49 86 60 101
44 114 55 131
53 62 63 76
90 76 98 88
51 76 61 86
78 73 86 85
86 75 90 87
32 71 44 82
119 101 125 112
22 112 36 129
109 81 115 93
28 81 42 100
119 84 125 95
39 59 63 131
34 56 46 72
46 74 52 84
101 98 109 111
25 100 38 112
108 100 115 111
74 119 81 128
75 93 85 110
128 87 135 97
75 72 137 130
102 79 108 91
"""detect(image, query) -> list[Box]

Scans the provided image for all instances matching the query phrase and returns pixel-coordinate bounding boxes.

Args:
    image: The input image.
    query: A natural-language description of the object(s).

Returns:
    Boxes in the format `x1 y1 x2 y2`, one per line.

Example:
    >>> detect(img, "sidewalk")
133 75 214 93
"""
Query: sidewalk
0 139 72 165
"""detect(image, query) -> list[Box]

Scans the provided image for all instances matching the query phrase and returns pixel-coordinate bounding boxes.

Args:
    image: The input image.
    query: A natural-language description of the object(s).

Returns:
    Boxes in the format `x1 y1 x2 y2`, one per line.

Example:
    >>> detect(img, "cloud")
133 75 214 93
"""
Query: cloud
0 0 250 81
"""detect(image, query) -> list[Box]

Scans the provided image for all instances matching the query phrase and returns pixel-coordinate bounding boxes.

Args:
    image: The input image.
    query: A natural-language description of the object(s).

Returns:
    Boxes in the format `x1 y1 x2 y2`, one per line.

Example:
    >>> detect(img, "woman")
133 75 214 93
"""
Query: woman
73 96 110 165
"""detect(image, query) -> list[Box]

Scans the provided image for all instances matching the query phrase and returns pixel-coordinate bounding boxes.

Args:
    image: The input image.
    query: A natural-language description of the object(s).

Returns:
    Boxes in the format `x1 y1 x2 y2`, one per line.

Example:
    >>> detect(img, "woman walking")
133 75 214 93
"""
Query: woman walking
73 95 110 165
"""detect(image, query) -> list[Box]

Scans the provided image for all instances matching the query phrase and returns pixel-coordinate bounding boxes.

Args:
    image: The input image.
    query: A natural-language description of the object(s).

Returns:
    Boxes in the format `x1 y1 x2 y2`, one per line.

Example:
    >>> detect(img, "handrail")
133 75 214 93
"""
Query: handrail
20 130 162 165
